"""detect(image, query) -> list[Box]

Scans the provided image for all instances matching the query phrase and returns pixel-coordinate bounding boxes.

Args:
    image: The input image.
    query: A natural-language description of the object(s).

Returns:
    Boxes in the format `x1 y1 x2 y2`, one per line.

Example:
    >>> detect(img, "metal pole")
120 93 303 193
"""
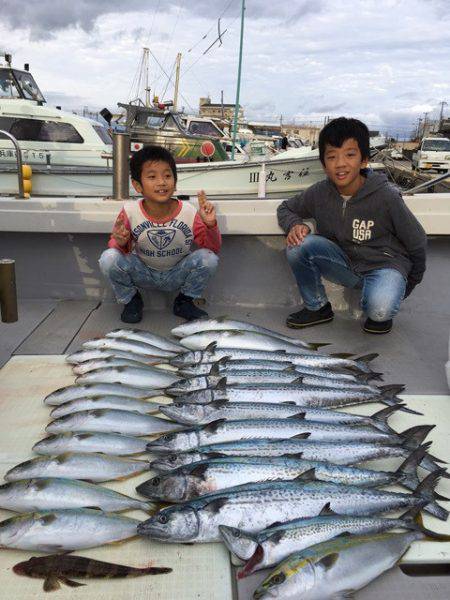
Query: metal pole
0 259 18 323
0 130 25 198
231 0 245 160
173 53 182 112
144 47 150 107
112 132 130 200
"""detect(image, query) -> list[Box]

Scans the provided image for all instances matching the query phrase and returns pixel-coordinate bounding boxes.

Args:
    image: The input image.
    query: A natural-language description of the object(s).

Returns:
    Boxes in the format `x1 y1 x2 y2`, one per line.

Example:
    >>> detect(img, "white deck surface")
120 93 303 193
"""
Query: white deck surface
0 355 232 599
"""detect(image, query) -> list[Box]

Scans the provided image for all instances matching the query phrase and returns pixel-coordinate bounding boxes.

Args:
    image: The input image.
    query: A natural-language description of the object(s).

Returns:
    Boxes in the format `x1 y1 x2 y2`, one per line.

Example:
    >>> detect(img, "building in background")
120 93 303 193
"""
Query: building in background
199 96 244 121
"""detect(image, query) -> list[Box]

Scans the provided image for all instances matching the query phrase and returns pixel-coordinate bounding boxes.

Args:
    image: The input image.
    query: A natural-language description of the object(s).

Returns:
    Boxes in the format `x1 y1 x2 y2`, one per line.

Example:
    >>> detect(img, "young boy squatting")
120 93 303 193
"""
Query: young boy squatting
99 145 221 323
277 117 426 334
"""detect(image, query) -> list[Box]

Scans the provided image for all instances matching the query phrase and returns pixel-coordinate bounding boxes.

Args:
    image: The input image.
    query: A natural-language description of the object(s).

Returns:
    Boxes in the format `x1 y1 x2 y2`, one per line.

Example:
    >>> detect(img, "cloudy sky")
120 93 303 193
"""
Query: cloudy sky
1 0 449 137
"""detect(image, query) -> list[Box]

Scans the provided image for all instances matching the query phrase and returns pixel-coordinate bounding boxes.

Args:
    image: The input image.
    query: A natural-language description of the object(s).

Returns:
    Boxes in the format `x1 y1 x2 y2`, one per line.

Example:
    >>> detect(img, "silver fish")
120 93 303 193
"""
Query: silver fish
66 349 164 367
46 409 181 437
72 357 161 375
146 418 412 453
0 509 139 552
179 331 323 353
82 337 177 358
5 453 150 483
106 328 184 352
253 531 426 600
0 478 151 513
75 366 180 389
172 318 324 349
49 396 160 418
137 475 441 543
33 432 148 456
44 383 160 405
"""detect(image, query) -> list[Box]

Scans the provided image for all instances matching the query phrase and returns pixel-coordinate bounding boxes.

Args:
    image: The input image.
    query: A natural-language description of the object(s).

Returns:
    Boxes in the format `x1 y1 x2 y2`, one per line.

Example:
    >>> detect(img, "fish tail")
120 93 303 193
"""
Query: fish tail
413 470 449 520
142 567 173 575
371 404 406 432
400 425 435 449
415 510 450 537
396 445 427 488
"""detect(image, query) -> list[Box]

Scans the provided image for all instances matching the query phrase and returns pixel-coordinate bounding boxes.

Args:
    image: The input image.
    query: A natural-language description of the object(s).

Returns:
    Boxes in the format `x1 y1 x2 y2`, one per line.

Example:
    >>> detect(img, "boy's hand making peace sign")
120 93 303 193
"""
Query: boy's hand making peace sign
112 212 131 247
197 190 217 227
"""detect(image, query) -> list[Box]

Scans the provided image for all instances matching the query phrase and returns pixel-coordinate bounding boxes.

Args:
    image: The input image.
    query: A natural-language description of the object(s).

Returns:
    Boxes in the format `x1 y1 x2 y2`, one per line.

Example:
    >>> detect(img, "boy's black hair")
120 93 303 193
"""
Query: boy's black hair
319 117 370 164
130 145 177 183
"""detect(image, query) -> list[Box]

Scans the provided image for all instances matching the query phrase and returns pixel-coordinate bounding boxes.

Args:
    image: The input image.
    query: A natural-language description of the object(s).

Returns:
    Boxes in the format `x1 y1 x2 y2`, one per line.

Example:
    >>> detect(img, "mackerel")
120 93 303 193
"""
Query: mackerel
0 509 140 552
66 348 165 366
33 432 148 456
0 478 151 513
44 383 160 405
82 337 177 358
72 357 163 375
137 474 442 542
5 453 150 483
75 365 180 389
171 318 325 349
179 331 325 353
46 408 182 437
49 396 160 418
106 328 184 352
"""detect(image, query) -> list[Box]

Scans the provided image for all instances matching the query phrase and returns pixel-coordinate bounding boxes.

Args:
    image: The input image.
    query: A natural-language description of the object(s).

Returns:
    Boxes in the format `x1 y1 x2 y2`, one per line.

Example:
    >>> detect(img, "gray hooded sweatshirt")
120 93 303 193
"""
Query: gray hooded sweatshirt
277 172 426 289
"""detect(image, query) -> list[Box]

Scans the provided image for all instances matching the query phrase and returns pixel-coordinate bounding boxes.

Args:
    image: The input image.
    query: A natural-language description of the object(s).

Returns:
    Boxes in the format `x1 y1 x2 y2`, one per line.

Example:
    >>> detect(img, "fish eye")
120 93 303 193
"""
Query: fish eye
168 454 178 462
162 434 173 442
270 573 286 586
232 529 241 538
174 403 183 408
152 477 161 486
158 514 168 524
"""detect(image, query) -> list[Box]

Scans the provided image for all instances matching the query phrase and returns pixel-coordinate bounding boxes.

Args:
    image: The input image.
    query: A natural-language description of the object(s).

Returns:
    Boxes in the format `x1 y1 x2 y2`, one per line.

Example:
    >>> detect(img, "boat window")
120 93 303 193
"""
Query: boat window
93 124 113 145
188 121 222 137
0 71 20 98
14 71 45 102
146 115 165 128
5 118 84 143
422 139 450 152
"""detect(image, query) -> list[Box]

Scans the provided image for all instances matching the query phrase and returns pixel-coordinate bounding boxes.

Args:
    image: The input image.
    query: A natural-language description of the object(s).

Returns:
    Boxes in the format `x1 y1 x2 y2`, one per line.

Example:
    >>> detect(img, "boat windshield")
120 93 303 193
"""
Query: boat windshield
0 68 45 101
422 139 450 152
188 120 223 137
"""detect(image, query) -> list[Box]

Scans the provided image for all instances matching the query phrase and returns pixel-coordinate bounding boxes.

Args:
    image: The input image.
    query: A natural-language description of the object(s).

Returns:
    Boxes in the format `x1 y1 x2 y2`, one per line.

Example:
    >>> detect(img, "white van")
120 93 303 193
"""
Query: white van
412 137 450 173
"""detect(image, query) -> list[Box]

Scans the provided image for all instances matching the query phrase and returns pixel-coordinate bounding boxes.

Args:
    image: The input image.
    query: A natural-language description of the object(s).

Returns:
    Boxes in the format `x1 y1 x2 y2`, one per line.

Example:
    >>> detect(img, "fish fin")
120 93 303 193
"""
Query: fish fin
55 453 72 464
400 505 422 522
290 432 311 440
84 505 103 510
215 378 227 391
335 532 353 538
378 384 405 394
285 452 303 458
203 419 227 433
209 363 220 376
329 352 355 359
59 577 85 588
216 357 230 367
329 590 355 599
281 401 297 405
395 446 426 488
283 366 297 373
189 463 210 479
206 452 227 458
317 552 339 570
401 425 435 449
371 404 404 429
356 353 379 363
43 575 61 592
205 342 217 352
292 376 303 384
203 497 228 513
319 502 339 517
75 433 94 440
266 530 285 544
40 514 57 526
295 468 316 482
308 343 331 350
266 521 283 528
413 470 444 501
287 412 306 420
211 399 229 409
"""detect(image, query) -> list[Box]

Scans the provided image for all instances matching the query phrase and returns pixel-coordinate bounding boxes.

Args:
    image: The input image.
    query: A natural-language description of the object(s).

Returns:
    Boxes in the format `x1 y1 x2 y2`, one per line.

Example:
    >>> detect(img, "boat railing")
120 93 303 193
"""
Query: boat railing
0 129 25 198
405 171 450 194
112 132 130 200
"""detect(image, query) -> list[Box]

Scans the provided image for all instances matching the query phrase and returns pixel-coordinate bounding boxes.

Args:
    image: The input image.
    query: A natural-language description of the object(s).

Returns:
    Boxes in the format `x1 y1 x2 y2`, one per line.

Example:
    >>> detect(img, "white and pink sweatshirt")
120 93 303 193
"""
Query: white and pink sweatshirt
108 199 221 271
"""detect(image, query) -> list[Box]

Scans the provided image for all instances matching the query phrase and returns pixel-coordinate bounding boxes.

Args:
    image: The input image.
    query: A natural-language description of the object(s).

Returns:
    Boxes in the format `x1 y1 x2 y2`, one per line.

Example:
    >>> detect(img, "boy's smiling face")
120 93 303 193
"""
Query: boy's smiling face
323 137 368 196
132 160 176 204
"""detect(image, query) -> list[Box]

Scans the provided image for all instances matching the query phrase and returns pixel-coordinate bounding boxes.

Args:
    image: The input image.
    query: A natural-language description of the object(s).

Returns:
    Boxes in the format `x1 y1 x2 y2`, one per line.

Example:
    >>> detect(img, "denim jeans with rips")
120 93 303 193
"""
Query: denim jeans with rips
286 234 406 322
99 248 219 305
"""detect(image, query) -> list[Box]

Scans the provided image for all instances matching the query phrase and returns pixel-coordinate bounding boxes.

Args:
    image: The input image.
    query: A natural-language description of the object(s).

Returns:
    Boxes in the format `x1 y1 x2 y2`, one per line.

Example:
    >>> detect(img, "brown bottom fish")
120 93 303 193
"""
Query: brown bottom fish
13 554 172 591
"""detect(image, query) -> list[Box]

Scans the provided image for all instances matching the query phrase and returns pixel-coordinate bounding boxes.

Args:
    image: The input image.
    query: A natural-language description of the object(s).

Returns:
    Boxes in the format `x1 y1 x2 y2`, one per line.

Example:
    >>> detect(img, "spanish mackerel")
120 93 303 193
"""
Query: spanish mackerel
33 432 148 456
172 318 325 349
44 383 160 406
82 337 177 358
46 408 181 437
139 448 426 502
137 474 442 542
50 396 160 418
5 453 150 483
106 328 184 352
253 531 432 600
0 478 151 513
0 509 140 552
179 331 325 353
170 347 378 374
146 419 424 453
75 366 180 389
66 348 164 366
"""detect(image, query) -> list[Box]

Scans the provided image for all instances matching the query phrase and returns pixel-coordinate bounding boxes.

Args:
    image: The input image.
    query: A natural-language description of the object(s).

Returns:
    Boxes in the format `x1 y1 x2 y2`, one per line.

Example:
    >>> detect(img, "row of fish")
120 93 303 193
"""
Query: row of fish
1 320 448 598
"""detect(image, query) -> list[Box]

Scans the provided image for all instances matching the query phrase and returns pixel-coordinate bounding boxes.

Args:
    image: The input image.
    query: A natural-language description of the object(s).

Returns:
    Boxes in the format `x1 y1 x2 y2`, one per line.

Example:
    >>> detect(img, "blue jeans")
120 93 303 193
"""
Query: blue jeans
99 248 219 304
286 235 406 321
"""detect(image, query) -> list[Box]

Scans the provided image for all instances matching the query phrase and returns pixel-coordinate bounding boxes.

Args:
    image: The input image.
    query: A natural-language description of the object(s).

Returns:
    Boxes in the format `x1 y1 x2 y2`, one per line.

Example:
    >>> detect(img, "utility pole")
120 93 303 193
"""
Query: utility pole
221 90 224 119
422 112 429 138
438 100 448 131
231 0 245 160
173 52 182 111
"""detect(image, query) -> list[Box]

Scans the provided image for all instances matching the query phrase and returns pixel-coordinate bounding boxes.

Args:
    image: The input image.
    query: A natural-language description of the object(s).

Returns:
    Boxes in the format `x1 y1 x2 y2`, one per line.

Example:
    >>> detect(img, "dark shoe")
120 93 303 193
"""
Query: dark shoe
363 317 392 334
173 293 208 321
120 291 143 323
286 302 334 328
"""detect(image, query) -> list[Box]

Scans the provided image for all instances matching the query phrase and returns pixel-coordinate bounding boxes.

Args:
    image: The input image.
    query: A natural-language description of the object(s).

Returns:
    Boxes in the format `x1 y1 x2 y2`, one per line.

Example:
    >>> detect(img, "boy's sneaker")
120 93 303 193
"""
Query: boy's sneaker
120 291 143 324
286 302 334 328
363 317 392 334
173 293 208 321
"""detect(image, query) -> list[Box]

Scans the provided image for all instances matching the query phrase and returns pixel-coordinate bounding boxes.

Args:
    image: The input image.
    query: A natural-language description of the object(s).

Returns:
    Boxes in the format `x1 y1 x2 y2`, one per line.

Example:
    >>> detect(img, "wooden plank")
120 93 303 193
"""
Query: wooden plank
0 355 233 600
0 300 56 368
16 300 99 355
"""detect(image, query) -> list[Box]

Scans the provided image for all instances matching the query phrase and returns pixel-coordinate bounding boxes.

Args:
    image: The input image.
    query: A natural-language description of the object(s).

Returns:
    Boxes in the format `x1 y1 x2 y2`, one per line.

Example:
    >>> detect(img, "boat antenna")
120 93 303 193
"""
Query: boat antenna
143 47 151 107
173 53 182 111
231 0 245 160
